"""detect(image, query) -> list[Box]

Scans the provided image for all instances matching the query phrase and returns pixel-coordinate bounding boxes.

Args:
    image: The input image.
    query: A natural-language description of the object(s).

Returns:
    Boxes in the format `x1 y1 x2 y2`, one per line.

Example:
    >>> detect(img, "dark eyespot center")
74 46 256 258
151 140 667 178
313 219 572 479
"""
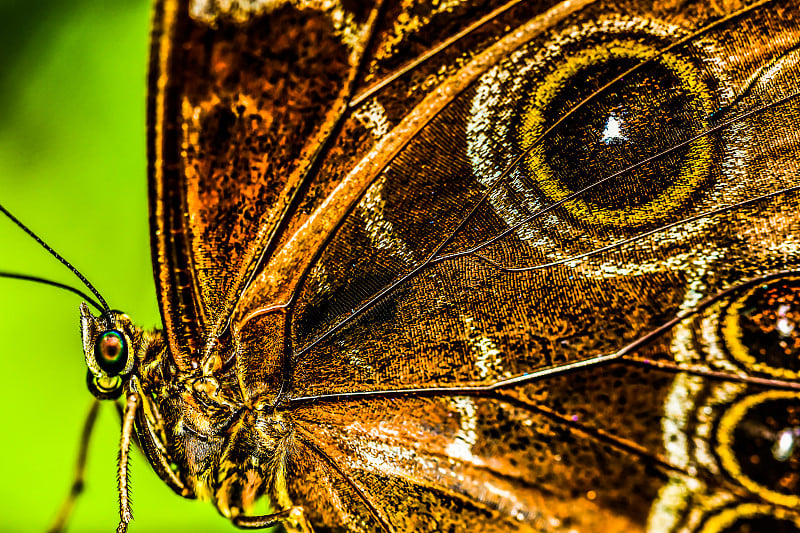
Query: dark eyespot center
543 58 699 209
722 276 800 379
716 391 800 507
518 41 714 228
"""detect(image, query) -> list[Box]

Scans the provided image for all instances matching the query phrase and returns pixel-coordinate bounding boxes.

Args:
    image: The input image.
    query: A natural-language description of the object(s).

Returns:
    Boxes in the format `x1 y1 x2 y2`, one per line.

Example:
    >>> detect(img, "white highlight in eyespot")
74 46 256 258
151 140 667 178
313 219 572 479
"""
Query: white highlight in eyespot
601 114 626 143
777 304 795 338
773 428 798 461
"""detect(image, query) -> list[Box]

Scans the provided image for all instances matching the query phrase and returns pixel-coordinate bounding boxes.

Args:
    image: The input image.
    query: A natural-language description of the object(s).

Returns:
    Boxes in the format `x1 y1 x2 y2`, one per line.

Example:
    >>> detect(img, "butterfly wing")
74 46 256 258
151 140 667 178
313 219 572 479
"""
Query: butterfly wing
148 0 368 366
149 0 800 531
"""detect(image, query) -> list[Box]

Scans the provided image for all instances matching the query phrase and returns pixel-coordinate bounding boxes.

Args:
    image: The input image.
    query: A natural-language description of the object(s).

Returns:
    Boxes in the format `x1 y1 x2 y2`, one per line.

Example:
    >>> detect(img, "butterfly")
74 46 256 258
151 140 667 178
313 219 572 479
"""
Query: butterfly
3 0 800 531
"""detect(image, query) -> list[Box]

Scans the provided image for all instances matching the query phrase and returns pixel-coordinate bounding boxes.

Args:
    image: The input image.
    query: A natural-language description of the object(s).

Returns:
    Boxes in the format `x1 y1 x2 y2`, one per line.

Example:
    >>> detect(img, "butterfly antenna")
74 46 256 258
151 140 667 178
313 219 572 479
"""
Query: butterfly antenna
0 272 104 313
0 202 113 319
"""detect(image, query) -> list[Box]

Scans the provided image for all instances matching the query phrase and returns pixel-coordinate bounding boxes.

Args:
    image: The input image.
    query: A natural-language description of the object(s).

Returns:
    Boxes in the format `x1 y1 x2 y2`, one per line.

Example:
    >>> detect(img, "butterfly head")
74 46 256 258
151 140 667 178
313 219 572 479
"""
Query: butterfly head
80 302 138 400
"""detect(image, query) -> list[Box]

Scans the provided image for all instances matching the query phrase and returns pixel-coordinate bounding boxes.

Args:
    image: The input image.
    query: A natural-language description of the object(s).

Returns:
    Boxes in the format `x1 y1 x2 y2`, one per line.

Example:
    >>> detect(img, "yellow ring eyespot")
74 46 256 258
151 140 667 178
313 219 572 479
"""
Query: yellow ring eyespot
721 276 800 380
698 502 800 533
518 40 714 228
716 390 800 508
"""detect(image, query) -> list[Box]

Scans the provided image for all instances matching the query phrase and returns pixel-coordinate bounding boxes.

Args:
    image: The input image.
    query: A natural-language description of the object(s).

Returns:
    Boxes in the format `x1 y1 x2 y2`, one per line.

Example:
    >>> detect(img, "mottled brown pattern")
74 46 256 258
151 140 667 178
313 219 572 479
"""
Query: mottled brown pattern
151 1 355 366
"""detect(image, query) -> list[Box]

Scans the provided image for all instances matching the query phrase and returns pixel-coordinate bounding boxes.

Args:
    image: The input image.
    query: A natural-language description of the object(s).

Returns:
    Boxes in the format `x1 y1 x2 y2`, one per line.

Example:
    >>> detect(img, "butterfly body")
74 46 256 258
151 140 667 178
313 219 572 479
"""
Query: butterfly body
82 309 298 521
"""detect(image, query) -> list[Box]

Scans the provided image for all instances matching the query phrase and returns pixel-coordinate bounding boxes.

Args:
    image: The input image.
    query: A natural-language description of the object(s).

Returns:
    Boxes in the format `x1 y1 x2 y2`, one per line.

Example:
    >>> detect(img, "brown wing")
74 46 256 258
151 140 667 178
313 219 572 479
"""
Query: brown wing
273 1 800 530
147 0 547 370
150 0 800 531
148 0 371 365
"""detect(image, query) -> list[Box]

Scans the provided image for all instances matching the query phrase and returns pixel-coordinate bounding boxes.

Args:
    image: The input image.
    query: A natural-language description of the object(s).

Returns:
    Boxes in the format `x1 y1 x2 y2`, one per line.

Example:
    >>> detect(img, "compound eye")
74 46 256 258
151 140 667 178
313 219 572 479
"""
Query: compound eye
94 330 129 376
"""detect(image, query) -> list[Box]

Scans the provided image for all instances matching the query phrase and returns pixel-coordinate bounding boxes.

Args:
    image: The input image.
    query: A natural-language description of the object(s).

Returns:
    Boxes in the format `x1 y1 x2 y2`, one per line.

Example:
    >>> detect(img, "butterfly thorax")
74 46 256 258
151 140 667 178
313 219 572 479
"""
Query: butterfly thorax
80 304 296 519
152 382 296 518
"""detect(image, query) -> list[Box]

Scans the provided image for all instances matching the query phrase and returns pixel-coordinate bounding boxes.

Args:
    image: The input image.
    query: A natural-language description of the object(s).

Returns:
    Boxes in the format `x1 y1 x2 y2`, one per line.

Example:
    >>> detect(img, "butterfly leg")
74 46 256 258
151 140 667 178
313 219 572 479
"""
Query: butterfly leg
115 389 139 533
233 506 314 532
47 399 101 533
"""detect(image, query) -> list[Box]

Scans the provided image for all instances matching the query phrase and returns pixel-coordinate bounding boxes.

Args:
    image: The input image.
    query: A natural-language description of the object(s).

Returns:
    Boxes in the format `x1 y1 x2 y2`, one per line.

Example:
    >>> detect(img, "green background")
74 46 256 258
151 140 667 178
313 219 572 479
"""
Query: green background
0 1 239 531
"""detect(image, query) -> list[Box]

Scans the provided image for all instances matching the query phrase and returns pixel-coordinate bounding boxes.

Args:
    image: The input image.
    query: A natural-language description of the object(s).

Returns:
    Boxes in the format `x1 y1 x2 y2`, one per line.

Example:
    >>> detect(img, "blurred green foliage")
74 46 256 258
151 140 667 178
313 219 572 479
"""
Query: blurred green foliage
0 1 238 531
